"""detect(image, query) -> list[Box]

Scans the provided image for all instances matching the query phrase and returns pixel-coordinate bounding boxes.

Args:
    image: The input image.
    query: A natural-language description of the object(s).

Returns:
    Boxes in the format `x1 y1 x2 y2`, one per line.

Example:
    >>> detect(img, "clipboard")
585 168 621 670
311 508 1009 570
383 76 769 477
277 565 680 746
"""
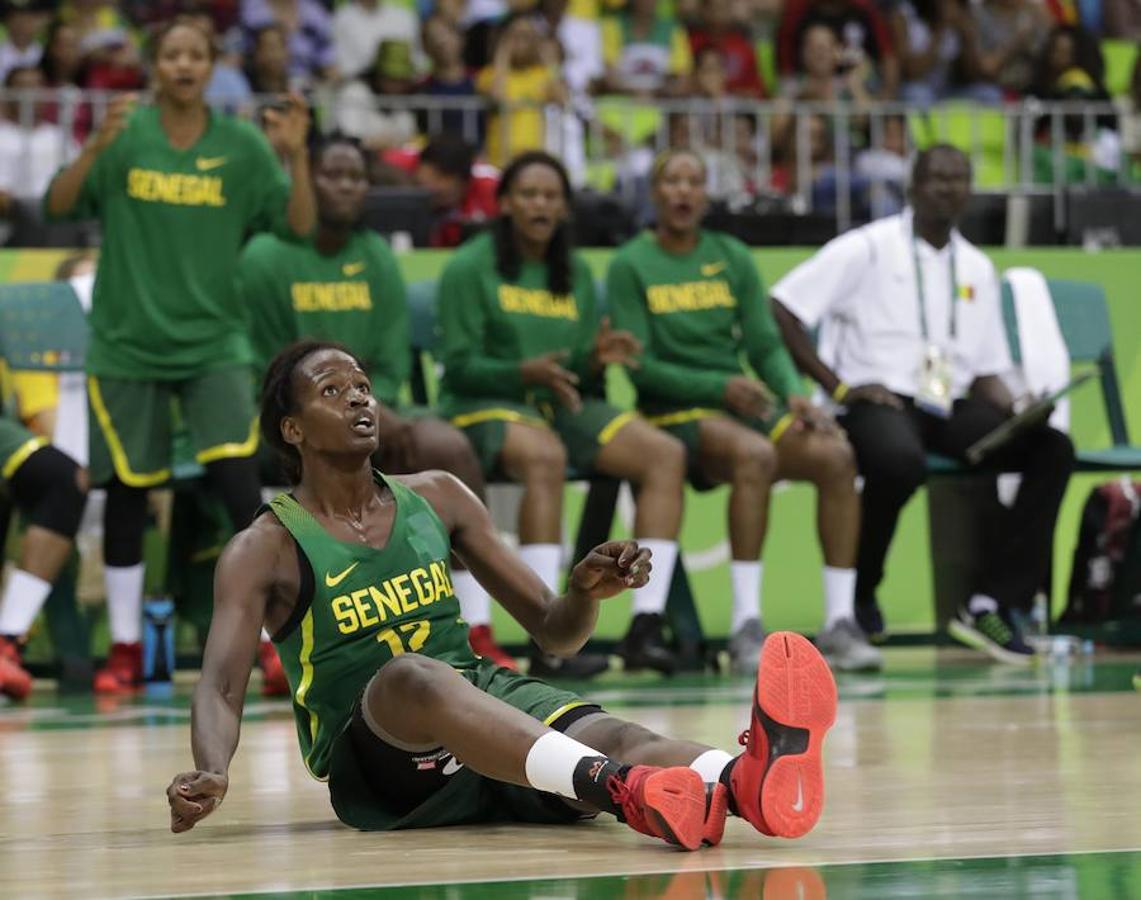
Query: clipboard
965 371 1095 465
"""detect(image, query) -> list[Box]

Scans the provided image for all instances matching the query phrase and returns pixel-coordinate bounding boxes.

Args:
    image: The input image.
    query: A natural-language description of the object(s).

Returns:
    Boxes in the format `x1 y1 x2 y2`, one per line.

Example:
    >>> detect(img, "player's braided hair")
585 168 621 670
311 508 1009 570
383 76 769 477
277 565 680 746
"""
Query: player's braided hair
492 150 574 296
261 340 364 484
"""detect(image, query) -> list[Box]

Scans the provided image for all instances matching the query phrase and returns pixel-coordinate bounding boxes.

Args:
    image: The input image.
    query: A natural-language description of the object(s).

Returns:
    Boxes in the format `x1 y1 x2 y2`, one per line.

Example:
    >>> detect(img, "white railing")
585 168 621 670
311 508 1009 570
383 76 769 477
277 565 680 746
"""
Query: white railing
0 87 1135 238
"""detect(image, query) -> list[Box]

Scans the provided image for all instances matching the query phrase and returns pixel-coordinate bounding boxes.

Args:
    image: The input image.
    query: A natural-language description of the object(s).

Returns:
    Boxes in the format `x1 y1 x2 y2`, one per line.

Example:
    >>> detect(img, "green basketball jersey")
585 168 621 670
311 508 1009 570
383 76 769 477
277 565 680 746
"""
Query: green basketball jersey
437 231 602 406
606 230 802 409
268 473 477 780
47 105 293 380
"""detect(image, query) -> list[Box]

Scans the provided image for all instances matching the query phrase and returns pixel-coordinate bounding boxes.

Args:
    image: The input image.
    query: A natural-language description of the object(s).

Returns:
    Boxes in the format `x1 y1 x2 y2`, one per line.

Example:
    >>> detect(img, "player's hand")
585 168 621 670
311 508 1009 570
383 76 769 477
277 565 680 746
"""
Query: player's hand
167 770 228 833
592 317 642 369
87 92 136 154
788 395 844 437
263 92 310 160
846 383 904 409
520 351 582 412
724 376 774 420
569 540 652 600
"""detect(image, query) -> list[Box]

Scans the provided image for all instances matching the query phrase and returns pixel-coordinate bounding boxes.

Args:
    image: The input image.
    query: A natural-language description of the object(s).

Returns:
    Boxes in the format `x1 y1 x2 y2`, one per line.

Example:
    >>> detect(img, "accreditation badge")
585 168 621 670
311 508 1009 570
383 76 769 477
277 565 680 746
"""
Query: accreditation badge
915 344 953 418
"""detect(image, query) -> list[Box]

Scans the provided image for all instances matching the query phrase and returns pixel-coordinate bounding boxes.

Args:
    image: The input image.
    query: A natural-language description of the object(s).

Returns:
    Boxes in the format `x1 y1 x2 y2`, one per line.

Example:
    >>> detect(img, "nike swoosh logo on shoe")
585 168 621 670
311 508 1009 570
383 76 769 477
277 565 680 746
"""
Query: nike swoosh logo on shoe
791 773 804 812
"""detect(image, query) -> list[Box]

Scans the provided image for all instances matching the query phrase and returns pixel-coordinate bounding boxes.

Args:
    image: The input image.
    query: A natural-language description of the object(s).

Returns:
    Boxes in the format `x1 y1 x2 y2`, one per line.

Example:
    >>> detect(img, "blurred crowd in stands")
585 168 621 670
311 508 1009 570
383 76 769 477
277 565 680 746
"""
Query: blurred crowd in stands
0 0 1137 243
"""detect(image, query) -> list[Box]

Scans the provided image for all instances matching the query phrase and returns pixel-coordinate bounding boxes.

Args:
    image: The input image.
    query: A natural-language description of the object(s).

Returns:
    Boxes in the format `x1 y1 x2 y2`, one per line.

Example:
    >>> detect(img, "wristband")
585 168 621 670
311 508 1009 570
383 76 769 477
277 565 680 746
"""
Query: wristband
831 382 850 403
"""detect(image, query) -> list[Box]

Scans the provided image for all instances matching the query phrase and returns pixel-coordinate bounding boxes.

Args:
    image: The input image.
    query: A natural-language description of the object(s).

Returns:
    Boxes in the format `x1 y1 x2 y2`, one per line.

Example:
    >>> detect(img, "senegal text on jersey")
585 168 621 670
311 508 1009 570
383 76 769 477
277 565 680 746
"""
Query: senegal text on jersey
126 168 226 207
647 280 737 316
291 282 373 313
331 559 455 635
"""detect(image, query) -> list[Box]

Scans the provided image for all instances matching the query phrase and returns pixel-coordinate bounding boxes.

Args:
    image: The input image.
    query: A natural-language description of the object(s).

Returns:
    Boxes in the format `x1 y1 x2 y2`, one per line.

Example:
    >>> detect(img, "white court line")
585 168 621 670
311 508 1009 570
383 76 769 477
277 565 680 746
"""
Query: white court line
137 845 1141 900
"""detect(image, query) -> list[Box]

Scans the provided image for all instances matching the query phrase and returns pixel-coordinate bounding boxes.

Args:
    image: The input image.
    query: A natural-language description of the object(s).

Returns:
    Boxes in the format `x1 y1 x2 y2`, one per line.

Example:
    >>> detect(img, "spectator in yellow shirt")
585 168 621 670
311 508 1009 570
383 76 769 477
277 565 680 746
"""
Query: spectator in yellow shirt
477 13 568 167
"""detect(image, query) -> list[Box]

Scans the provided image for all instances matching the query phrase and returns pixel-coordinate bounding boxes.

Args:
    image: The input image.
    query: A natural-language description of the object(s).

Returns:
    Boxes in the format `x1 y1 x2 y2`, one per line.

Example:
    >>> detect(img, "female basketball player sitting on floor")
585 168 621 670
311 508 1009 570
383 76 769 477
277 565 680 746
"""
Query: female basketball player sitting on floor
165 341 838 848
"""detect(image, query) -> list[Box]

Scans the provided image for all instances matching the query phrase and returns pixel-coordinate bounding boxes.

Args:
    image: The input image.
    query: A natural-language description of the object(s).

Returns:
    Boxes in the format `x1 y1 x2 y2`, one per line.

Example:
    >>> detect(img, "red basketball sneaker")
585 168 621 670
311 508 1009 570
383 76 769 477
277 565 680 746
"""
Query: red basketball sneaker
701 781 730 847
0 635 32 701
608 765 707 850
94 642 143 694
729 631 837 839
467 624 518 671
259 641 290 697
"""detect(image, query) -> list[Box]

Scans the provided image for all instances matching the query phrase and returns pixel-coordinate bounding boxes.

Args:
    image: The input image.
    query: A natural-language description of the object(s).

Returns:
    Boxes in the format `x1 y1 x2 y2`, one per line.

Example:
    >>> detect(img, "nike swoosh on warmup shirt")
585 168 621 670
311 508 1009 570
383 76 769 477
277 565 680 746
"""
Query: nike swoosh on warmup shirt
701 262 726 276
195 156 227 171
342 262 366 276
324 561 360 588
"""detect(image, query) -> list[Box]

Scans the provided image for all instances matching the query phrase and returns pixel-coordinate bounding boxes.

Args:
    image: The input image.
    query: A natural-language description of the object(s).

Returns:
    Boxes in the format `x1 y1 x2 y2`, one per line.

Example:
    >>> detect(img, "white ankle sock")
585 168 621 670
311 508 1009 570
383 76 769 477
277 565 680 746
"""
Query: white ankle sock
730 561 762 632
969 594 999 616
823 566 856 628
630 539 678 615
689 748 734 783
104 564 144 644
452 570 491 626
523 730 606 799
519 544 562 592
0 570 53 637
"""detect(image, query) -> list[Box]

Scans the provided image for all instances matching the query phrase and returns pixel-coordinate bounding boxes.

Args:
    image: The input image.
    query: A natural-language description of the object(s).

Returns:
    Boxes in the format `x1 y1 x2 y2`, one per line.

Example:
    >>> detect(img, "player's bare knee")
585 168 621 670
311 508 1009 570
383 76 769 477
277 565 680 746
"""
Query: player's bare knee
372 654 453 708
817 438 858 486
635 432 686 486
732 436 776 484
521 437 567 483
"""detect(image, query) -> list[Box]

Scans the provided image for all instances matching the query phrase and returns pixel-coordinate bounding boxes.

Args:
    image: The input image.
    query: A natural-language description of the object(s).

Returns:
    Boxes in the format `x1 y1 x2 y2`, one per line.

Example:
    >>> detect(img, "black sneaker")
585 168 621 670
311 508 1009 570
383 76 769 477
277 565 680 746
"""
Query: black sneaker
854 600 886 644
947 606 1034 665
616 613 677 675
526 642 610 679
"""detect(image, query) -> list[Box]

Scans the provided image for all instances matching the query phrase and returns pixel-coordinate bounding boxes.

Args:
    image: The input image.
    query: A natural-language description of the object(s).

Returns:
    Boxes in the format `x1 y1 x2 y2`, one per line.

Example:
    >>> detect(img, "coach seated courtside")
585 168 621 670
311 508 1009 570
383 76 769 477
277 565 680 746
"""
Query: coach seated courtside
772 144 1075 665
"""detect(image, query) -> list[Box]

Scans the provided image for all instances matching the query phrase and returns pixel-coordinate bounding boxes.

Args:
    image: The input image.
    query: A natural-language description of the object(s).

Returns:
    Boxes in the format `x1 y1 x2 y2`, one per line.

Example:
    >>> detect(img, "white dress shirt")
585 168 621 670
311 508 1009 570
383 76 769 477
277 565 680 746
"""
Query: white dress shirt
771 210 1012 400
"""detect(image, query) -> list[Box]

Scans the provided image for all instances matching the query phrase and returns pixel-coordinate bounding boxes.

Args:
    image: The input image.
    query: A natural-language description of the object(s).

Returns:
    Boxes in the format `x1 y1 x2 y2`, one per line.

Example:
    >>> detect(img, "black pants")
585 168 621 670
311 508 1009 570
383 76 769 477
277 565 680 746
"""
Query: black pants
839 396 1075 611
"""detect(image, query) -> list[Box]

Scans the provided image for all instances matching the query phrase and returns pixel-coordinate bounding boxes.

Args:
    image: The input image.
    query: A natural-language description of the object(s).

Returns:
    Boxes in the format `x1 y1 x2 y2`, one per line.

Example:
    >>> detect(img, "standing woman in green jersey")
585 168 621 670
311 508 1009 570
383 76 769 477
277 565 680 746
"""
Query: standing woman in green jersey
437 151 687 676
607 149 882 675
45 16 316 693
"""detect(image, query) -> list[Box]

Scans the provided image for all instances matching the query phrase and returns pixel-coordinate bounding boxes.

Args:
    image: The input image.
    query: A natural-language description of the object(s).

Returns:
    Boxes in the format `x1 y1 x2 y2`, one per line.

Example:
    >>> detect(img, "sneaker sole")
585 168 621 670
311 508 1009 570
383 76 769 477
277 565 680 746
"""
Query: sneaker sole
947 620 1034 667
701 782 729 847
641 768 707 851
755 632 838 839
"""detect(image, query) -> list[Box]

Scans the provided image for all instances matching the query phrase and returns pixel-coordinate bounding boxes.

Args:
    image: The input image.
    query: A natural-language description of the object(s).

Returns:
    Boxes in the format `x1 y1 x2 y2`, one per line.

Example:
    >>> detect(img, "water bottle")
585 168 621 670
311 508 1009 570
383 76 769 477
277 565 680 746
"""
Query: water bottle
142 597 176 683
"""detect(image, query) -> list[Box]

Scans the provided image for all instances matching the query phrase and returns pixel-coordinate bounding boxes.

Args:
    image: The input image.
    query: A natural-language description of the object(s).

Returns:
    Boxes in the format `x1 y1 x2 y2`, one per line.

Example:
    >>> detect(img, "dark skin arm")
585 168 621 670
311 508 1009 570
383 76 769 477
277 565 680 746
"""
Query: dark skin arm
408 470 651 657
166 515 298 834
773 299 903 409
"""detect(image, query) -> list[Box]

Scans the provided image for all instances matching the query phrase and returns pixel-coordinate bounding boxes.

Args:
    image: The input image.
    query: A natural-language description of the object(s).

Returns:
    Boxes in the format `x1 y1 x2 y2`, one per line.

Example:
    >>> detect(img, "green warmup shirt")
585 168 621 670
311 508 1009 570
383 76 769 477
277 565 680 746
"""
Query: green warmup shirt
607 230 803 410
237 230 410 407
437 231 601 406
48 105 293 380
267 473 477 780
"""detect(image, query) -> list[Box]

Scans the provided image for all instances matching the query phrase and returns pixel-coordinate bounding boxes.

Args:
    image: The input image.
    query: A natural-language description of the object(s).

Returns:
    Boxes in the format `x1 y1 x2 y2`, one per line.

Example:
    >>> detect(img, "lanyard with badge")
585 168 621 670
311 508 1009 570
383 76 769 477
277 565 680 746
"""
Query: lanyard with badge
912 233 958 418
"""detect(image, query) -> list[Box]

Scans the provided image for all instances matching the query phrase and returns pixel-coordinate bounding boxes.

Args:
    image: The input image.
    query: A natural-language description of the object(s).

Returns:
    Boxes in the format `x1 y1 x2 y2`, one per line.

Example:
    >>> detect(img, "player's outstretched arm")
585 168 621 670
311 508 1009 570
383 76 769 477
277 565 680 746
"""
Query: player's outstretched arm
166 518 280 833
413 471 651 656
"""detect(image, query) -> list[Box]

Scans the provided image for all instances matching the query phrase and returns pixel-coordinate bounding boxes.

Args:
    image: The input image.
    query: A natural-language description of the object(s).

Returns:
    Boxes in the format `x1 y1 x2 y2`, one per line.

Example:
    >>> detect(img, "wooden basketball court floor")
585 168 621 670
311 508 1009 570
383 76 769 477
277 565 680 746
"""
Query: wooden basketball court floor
1 647 1138 900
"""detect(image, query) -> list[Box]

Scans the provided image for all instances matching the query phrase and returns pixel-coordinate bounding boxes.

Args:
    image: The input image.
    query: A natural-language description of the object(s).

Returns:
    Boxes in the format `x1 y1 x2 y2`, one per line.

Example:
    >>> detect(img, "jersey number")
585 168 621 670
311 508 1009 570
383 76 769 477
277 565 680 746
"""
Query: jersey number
376 620 431 656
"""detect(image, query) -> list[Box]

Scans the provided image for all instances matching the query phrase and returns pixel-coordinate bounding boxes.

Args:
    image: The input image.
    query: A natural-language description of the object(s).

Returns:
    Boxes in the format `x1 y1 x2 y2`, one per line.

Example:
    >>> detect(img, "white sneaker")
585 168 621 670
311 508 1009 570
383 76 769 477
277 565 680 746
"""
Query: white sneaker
727 618 766 675
816 618 884 672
